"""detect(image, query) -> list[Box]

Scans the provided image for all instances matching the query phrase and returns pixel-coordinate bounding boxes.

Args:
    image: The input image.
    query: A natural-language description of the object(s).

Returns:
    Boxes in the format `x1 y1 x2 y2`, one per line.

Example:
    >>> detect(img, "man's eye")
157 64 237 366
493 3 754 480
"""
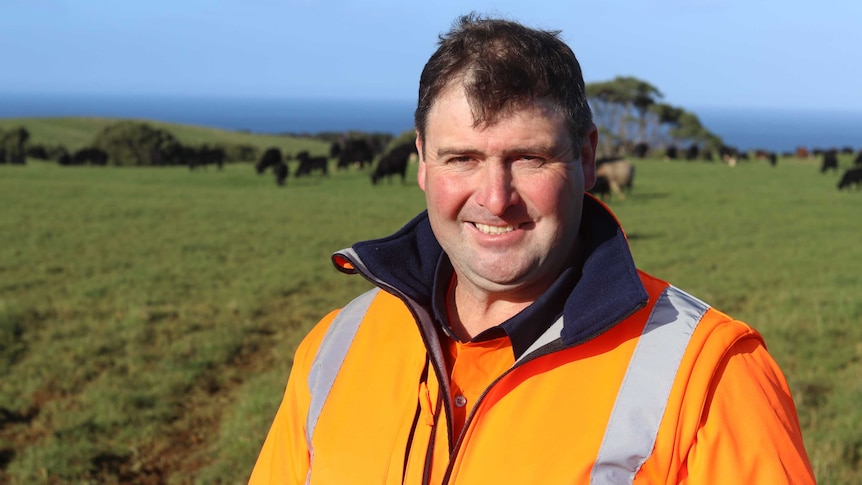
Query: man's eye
448 156 474 163
516 156 545 166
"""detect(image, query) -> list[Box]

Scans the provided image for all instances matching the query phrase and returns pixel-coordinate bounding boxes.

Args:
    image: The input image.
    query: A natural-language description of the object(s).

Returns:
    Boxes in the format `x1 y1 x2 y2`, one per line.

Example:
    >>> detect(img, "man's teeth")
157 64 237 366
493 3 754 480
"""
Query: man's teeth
475 223 516 235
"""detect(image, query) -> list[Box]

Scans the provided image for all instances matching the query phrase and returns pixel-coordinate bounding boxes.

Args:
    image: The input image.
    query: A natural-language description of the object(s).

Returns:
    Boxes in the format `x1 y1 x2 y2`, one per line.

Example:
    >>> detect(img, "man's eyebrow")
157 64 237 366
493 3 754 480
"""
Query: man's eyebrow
434 144 561 158
435 146 477 158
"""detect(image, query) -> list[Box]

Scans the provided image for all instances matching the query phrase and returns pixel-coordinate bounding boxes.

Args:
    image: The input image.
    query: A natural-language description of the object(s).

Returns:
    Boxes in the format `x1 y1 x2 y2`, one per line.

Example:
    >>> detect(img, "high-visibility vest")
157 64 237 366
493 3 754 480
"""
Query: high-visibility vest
307 282 704 484
278 271 811 484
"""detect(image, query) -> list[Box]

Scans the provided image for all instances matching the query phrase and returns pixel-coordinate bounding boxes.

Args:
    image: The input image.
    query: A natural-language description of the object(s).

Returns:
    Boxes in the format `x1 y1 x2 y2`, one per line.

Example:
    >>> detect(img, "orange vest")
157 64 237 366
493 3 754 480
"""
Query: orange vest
250 271 814 484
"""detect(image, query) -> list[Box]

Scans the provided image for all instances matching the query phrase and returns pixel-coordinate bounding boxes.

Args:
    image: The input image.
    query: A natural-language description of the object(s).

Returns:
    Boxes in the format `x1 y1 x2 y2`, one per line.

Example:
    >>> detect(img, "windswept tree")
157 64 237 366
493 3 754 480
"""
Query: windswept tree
586 76 663 157
587 76 722 158
652 104 722 152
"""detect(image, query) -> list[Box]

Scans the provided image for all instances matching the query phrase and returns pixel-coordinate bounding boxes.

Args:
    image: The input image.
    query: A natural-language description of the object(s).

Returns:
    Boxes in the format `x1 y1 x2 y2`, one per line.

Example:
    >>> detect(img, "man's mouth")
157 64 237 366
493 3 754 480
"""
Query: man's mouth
474 223 517 235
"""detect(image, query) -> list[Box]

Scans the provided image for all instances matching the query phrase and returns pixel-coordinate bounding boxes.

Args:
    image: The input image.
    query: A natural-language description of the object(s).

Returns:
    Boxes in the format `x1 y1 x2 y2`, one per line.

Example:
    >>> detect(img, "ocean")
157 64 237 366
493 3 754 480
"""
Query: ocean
1 93 860 153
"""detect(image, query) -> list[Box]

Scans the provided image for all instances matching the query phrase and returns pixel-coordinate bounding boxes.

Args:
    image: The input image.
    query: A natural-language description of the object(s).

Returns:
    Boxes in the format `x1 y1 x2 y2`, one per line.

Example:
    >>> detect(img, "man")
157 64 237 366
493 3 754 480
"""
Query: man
250 14 814 484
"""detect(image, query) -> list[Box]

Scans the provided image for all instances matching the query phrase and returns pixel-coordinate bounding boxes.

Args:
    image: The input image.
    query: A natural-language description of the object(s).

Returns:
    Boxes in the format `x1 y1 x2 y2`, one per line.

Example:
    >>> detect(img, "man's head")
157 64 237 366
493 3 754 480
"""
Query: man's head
414 14 598 308
414 13 593 148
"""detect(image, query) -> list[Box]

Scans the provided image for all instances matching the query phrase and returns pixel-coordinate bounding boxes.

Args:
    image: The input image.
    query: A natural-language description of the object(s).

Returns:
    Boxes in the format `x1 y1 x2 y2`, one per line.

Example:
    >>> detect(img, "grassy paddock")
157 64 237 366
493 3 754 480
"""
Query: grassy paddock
1 151 860 483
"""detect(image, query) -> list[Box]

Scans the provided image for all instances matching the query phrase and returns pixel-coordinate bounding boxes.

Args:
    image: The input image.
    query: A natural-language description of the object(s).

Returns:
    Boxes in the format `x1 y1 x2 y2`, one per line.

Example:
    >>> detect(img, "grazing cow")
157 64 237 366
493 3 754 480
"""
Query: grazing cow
57 151 73 166
588 175 611 201
273 160 288 186
595 157 635 200
71 147 109 166
664 145 678 160
631 142 649 158
256 147 282 174
718 145 738 163
371 142 416 185
795 147 809 159
837 167 862 190
189 145 225 170
295 151 329 177
821 150 839 173
755 150 777 167
337 138 376 169
685 144 699 161
767 152 777 166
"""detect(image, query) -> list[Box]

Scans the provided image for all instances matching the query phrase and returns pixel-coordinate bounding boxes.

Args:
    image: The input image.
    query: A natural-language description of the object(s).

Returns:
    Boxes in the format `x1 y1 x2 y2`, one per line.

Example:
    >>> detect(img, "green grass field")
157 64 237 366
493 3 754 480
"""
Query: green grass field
1 121 861 484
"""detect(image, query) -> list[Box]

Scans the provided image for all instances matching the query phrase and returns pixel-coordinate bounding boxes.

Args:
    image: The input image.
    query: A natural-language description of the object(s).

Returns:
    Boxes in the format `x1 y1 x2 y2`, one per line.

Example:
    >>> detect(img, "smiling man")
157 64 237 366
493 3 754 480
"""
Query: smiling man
250 13 814 485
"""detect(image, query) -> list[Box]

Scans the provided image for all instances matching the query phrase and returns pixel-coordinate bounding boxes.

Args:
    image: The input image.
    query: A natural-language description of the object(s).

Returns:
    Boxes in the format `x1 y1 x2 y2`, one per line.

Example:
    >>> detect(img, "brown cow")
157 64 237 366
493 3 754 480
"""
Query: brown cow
594 157 635 201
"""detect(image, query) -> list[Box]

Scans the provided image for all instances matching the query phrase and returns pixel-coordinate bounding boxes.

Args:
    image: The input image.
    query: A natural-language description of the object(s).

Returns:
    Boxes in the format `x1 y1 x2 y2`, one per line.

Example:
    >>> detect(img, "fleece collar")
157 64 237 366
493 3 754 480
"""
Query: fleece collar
333 195 648 349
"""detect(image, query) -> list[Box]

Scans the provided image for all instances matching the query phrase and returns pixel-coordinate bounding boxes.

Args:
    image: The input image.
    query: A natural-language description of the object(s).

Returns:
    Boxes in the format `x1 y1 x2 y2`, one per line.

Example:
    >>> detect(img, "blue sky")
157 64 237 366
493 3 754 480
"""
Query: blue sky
2 0 861 112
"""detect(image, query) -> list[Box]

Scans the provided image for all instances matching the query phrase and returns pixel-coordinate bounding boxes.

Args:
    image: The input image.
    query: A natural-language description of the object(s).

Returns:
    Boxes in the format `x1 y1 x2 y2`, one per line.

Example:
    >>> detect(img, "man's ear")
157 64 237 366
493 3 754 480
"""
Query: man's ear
581 124 599 191
416 130 426 191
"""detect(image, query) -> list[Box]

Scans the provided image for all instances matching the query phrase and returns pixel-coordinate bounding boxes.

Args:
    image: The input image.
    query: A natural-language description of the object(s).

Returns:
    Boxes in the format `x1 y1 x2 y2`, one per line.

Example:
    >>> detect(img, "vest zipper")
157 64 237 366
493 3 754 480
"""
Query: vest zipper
439 300 647 484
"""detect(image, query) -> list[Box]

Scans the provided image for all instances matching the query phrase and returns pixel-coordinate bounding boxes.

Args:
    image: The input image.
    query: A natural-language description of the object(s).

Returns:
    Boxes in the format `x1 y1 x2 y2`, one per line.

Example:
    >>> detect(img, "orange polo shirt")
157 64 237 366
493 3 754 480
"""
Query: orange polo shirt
443 334 515 436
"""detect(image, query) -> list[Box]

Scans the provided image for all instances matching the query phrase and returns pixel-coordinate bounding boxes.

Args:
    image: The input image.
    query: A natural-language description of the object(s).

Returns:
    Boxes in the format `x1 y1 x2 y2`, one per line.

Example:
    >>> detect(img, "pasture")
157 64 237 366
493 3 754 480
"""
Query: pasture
1 144 861 483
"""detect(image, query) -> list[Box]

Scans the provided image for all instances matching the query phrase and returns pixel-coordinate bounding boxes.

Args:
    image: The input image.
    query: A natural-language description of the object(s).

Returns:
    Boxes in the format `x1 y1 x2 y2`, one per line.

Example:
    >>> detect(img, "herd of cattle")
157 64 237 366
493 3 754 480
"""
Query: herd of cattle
251 136 861 194
254 138 417 187
587 146 862 201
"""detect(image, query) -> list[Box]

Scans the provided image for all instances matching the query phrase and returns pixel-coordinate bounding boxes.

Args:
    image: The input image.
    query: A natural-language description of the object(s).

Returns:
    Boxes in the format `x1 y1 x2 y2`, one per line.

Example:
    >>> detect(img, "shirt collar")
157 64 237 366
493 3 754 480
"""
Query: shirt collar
336 195 648 359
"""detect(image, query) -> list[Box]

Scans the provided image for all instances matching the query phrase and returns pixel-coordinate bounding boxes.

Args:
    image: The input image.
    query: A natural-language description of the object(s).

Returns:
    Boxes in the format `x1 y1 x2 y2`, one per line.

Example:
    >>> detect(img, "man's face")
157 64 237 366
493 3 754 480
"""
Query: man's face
417 86 597 301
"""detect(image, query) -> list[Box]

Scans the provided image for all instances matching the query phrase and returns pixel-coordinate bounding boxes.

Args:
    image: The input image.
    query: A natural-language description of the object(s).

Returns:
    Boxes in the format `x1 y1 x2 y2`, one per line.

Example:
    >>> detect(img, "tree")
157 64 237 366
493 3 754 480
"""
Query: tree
586 76 663 157
586 76 723 158
0 126 30 164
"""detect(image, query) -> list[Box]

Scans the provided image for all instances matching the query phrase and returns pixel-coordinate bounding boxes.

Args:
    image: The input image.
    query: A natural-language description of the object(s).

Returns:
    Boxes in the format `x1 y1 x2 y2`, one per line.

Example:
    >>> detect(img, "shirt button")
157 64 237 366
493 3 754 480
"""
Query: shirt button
454 395 467 407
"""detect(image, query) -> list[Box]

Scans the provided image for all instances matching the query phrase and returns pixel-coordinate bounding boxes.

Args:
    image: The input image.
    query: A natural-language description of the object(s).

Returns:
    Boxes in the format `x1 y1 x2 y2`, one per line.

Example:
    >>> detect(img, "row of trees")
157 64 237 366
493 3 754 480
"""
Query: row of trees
1 121 263 167
585 76 723 158
3 121 405 169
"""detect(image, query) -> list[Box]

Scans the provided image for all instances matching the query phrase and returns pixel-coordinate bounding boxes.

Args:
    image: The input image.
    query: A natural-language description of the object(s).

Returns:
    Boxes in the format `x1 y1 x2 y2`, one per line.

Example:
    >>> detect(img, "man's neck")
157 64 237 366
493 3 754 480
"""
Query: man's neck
447 279 534 341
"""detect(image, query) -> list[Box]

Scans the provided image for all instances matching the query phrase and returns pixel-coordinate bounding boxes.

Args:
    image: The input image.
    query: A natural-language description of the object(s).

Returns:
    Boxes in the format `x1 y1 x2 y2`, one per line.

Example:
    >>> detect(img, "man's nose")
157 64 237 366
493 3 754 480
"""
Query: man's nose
475 163 519 215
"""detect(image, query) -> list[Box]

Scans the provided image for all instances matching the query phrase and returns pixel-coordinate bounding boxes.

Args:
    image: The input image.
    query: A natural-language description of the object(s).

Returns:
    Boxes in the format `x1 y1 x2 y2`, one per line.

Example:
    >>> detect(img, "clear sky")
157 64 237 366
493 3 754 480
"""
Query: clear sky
2 0 861 112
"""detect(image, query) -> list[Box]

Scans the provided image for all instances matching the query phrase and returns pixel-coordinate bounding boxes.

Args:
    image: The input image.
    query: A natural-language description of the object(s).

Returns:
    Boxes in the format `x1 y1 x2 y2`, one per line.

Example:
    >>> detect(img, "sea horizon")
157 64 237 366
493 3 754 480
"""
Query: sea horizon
1 92 860 154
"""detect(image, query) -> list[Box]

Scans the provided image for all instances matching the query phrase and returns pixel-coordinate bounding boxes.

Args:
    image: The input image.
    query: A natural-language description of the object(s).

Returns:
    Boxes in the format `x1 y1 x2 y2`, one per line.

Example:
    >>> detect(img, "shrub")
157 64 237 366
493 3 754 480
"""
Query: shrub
91 121 182 166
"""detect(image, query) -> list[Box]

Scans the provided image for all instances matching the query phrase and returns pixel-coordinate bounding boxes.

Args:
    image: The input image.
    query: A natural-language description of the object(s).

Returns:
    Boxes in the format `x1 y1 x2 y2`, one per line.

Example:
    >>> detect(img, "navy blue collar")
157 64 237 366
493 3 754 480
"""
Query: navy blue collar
343 196 648 357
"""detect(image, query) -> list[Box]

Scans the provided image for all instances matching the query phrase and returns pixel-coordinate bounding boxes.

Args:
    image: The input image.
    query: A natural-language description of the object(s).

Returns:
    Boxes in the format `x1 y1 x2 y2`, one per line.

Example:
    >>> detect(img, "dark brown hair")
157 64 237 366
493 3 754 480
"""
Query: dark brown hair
415 13 592 143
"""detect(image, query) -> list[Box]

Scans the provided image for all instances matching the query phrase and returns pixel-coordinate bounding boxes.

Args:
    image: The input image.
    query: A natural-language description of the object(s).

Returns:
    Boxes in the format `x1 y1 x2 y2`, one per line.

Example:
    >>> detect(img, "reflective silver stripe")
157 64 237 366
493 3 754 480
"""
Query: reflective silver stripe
306 288 379 464
516 315 564 364
591 286 709 484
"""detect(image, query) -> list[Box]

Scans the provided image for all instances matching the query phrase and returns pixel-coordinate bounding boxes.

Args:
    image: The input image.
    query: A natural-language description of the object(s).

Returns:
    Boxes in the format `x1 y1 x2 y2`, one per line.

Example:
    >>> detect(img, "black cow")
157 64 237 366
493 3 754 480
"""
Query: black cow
371 142 415 185
273 160 288 186
685 144 699 161
631 142 649 158
768 152 777 166
588 175 611 201
837 167 862 190
665 145 678 160
256 147 282 174
189 145 225 170
821 150 839 173
338 138 376 169
718 145 738 161
71 147 109 166
854 151 862 166
295 151 329 177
